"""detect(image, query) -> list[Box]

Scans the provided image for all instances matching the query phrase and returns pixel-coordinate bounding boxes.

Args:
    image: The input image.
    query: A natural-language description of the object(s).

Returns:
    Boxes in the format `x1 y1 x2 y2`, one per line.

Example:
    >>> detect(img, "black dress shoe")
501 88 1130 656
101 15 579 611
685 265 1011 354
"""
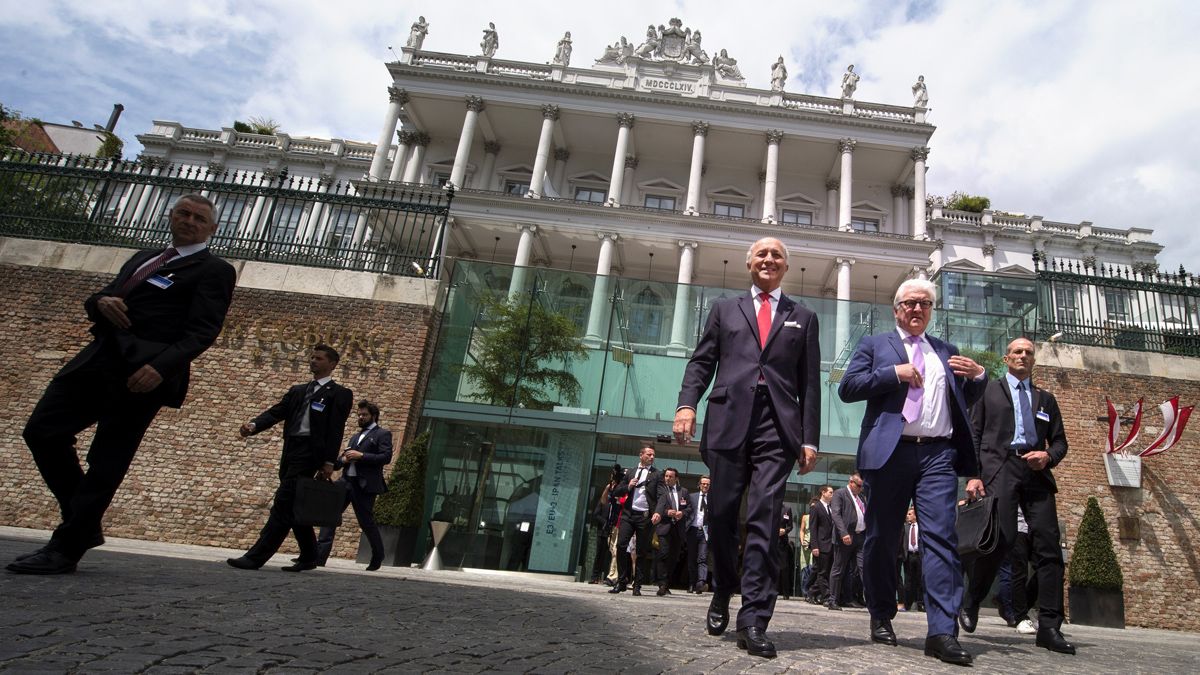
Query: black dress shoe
958 605 979 633
1036 627 1077 654
608 582 627 594
226 556 260 570
736 627 777 658
6 549 77 575
631 586 642 596
365 558 382 571
603 578 616 587
14 532 104 562
825 600 842 611
706 593 730 635
924 634 973 665
281 561 317 572
656 586 671 596
871 618 897 646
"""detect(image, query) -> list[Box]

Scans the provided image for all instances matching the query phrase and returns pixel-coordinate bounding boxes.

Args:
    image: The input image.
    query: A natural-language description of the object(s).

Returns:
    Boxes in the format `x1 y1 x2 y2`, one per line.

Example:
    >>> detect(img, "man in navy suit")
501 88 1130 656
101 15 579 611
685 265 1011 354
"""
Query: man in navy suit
674 237 821 659
806 485 835 604
838 278 986 665
314 399 394 570
227 344 353 572
10 193 236 575
653 467 690 596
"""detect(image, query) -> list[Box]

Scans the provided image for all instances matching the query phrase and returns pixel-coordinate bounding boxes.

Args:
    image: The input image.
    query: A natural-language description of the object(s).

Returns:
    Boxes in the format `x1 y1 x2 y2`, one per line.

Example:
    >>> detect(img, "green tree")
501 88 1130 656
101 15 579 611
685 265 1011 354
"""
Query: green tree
457 293 587 410
946 191 991 212
0 103 16 148
1068 496 1124 591
96 131 123 159
233 116 282 135
374 431 429 527
960 347 1006 379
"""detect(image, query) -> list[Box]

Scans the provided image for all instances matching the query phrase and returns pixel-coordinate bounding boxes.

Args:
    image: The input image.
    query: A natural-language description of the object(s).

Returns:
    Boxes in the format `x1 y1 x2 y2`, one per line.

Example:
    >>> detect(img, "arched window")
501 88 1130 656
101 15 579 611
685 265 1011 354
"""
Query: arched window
555 278 590 334
627 286 665 346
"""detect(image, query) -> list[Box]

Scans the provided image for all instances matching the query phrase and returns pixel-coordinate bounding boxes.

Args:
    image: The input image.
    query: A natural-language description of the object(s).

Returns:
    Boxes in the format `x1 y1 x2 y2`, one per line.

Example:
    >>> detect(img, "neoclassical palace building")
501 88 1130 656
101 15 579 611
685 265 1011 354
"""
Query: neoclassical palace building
125 17 1179 577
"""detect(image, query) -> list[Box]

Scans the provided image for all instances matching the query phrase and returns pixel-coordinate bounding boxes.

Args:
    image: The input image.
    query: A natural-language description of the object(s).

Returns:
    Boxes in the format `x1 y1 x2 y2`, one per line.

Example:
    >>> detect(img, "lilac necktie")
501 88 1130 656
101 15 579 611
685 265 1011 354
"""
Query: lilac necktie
902 335 925 423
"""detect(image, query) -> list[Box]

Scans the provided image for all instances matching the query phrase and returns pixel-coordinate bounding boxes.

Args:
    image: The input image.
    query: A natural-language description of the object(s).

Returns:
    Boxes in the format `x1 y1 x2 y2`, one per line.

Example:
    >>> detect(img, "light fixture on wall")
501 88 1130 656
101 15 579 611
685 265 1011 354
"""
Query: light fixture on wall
722 259 728 287
800 267 806 296
491 236 500 262
648 251 654 278
569 244 576 271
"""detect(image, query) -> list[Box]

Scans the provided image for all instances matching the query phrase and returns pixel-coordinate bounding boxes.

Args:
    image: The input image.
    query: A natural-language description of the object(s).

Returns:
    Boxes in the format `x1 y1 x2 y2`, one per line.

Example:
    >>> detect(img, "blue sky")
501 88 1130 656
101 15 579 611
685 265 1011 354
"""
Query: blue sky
3 0 1199 273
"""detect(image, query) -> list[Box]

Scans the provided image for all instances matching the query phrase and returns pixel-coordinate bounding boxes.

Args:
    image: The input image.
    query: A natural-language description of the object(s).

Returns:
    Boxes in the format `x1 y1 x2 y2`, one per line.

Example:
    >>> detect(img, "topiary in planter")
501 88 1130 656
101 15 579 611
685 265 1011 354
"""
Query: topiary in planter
1069 496 1123 591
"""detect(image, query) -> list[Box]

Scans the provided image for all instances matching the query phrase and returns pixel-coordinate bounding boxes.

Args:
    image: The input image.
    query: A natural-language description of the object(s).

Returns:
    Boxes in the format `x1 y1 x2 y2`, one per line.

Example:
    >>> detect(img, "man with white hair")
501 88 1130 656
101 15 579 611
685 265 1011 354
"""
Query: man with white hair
838 278 987 665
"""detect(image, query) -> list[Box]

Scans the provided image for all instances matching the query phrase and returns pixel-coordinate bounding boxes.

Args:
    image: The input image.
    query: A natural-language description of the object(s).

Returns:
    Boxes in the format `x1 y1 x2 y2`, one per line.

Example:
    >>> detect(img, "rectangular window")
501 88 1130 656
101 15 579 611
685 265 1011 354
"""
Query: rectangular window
213 194 252 239
434 172 451 188
1054 283 1080 325
574 187 607 204
1104 288 1132 322
713 202 744 218
780 209 813 225
504 180 530 196
851 217 880 233
644 195 676 211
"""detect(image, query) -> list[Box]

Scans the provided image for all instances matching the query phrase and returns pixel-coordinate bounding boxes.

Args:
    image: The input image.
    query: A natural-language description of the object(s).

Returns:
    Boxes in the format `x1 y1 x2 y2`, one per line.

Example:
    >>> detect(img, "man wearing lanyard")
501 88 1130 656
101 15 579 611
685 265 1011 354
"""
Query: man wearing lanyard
609 445 661 595
653 467 690 596
687 476 711 594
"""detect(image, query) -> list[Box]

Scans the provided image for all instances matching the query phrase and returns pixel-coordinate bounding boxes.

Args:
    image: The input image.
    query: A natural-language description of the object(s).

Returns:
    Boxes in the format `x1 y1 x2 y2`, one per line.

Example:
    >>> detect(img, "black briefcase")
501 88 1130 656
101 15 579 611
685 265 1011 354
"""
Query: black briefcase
293 477 345 528
955 495 998 559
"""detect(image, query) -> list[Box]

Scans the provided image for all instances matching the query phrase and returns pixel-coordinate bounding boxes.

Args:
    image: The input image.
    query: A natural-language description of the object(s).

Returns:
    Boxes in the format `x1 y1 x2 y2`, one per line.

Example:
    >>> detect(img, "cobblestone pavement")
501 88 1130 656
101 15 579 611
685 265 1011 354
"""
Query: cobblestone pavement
0 528 1194 674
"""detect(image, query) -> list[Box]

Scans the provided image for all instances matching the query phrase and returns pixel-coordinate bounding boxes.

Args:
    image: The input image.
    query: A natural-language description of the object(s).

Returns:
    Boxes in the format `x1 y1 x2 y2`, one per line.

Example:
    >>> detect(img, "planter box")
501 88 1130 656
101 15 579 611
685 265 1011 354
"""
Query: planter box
1069 585 1125 628
357 525 419 567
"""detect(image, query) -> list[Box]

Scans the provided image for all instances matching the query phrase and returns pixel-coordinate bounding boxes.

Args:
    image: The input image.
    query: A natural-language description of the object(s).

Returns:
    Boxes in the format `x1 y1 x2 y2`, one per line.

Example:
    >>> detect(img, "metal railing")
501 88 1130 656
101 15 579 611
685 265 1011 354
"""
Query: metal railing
0 151 454 276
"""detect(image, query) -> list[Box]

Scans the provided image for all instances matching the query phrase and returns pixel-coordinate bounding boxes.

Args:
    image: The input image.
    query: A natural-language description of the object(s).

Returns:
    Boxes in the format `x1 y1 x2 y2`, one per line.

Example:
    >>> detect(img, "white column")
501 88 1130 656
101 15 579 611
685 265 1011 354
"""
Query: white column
761 130 783 223
298 173 333 244
449 96 485 189
621 155 638 205
668 241 698 355
891 185 907 235
584 233 618 343
507 224 537 296
387 131 413 182
401 132 430 184
912 265 928 281
606 113 635 206
528 105 559 198
983 234 996 272
551 148 570 193
835 257 854 358
930 236 944 274
477 141 500 190
825 179 839 228
128 158 166 226
369 86 407 180
837 138 856 232
683 121 709 215
911 146 929 239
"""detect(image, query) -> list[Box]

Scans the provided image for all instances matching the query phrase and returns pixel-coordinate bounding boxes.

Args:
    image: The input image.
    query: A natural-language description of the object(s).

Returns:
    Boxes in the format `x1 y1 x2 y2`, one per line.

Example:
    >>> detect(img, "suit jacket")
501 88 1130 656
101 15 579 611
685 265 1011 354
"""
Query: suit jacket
838 330 987 476
970 377 1068 492
808 500 835 553
899 521 923 558
654 484 691 536
252 380 354 465
59 246 237 408
336 425 394 494
777 504 795 540
612 465 661 516
830 486 861 540
678 292 821 457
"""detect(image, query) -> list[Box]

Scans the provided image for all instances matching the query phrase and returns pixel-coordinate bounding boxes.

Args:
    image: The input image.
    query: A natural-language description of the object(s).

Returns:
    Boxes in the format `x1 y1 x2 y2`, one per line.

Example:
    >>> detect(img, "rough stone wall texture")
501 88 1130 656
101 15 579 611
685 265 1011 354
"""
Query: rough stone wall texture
0 262 439 563
1038 361 1199 631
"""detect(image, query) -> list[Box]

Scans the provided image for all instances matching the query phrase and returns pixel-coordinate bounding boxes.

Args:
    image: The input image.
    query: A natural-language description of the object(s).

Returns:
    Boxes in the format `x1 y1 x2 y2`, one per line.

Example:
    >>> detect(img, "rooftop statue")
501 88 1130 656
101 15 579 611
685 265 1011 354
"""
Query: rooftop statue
713 49 744 80
480 22 499 58
912 75 928 108
682 29 709 65
406 16 428 50
770 56 787 91
841 64 859 99
634 24 659 59
595 36 632 65
553 31 573 66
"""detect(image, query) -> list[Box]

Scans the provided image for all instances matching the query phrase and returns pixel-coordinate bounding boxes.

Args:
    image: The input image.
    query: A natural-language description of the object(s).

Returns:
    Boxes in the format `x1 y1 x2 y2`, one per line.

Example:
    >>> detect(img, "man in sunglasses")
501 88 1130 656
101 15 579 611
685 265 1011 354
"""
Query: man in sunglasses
838 279 987 665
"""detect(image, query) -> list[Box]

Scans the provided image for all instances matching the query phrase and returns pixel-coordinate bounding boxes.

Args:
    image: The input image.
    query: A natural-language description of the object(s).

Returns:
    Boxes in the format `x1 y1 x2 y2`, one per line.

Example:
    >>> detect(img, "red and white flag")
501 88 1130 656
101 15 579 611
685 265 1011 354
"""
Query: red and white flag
1141 398 1194 457
1105 398 1120 454
1106 398 1144 454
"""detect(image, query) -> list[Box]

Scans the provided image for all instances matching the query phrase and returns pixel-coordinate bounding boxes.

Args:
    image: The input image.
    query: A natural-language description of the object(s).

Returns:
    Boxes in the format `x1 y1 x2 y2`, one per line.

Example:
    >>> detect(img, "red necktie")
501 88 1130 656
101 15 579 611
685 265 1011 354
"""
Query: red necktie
119 247 177 296
757 292 772 349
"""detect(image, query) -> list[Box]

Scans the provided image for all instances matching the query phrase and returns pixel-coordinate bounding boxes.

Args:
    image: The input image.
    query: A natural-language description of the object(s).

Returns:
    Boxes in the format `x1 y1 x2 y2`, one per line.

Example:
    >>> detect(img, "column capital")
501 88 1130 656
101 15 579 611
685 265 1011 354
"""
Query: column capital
838 138 857 154
758 170 767 183
554 147 570 161
678 240 698 250
410 131 431 147
904 186 916 198
387 86 409 105
890 184 906 197
396 130 414 145
261 167 280 180
933 238 945 251
981 244 996 256
836 257 856 266
596 231 619 242
826 178 840 191
691 120 710 137
206 161 226 175
911 146 930 162
616 112 636 129
465 95 486 112
483 140 502 155
518 223 538 234
765 129 784 145
624 154 639 170
541 104 560 121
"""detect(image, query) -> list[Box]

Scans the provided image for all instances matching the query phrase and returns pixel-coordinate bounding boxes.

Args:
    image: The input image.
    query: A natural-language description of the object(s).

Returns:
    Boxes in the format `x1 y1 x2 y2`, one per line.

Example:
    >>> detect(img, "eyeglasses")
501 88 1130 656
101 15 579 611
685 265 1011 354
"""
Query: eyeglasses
896 299 933 310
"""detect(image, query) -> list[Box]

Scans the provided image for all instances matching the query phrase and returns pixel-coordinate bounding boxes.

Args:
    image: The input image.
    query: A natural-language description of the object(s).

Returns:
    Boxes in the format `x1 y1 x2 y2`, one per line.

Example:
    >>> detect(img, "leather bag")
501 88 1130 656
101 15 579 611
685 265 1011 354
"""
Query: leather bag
293 476 345 528
955 495 998 559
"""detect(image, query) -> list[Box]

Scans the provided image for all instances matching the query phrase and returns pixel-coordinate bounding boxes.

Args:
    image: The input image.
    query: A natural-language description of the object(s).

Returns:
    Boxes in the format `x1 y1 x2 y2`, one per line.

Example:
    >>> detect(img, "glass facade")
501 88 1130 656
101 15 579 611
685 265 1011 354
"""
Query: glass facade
416 260 1024 577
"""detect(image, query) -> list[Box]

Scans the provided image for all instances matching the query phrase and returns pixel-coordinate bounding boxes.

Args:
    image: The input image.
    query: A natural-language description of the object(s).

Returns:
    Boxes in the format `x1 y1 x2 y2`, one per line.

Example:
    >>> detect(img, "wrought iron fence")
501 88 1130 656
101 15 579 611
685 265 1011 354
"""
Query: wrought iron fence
0 151 454 276
1033 253 1200 356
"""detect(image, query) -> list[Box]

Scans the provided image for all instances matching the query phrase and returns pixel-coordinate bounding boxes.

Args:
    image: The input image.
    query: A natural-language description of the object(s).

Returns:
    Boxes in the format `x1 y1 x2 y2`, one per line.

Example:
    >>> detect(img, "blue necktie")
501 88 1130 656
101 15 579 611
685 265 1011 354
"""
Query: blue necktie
1018 382 1037 446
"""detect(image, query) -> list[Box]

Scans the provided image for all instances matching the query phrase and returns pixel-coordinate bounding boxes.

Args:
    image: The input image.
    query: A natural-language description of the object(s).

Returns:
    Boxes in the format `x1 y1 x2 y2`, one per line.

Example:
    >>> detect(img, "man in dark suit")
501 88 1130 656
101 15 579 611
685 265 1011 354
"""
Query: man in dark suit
227 344 353 572
827 474 865 610
838 278 986 665
775 504 795 599
959 337 1075 654
686 475 711 594
653 467 690 596
609 444 661 595
313 399 393 570
674 236 821 659
807 485 835 604
899 507 924 611
10 193 236 575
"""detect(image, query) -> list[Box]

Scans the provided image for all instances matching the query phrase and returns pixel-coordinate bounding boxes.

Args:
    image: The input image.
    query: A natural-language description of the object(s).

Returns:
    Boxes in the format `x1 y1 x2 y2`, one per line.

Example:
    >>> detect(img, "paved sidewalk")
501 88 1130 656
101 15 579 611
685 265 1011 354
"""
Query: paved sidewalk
0 527 1193 673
